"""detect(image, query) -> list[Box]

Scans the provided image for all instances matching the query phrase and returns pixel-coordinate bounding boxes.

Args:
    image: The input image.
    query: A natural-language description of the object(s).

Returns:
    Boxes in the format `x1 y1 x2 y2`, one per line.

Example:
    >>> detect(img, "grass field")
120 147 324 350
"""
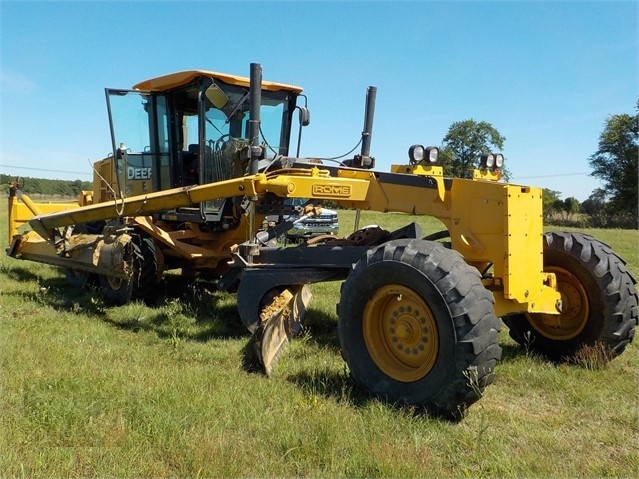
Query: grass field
1 207 638 478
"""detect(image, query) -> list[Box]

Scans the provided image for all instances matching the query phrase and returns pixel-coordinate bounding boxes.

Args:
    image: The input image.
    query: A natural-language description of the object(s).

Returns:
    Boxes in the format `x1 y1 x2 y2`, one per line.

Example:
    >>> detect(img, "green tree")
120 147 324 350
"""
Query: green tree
581 188 608 227
588 106 638 223
440 119 506 178
581 188 606 216
542 188 562 221
552 199 565 218
563 197 580 220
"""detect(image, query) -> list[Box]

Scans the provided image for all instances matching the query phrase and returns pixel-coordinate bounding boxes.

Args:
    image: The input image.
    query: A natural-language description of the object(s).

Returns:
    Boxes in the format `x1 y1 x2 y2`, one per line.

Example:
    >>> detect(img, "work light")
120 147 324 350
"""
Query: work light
408 145 439 165
480 153 495 169
408 144 425 164
480 152 504 170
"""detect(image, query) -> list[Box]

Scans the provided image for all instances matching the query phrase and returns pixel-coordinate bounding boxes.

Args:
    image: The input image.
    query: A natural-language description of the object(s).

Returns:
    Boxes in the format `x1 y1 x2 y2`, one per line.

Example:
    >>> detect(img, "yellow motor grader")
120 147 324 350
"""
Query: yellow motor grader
6 63 638 416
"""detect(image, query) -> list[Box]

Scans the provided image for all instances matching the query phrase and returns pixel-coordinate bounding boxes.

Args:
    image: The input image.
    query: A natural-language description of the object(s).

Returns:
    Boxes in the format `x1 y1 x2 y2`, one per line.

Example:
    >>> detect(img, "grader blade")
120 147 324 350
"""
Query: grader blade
258 284 312 377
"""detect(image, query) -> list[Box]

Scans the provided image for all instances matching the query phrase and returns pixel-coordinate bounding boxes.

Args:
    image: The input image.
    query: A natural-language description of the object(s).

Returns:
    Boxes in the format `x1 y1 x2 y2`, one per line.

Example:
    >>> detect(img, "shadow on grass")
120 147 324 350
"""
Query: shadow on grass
1 265 248 341
2 264 347 350
2 265 109 317
285 367 466 422
286 367 373 407
2 264 50 283
99 274 249 341
500 343 529 362
299 309 342 351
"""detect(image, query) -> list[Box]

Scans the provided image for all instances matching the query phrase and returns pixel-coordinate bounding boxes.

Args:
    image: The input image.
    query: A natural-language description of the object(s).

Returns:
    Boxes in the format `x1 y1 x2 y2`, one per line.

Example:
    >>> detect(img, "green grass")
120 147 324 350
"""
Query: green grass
1 208 638 477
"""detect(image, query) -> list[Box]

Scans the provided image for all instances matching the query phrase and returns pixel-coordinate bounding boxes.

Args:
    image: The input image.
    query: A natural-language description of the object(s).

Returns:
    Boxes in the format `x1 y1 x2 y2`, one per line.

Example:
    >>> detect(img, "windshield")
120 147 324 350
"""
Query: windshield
195 79 293 216
199 81 291 184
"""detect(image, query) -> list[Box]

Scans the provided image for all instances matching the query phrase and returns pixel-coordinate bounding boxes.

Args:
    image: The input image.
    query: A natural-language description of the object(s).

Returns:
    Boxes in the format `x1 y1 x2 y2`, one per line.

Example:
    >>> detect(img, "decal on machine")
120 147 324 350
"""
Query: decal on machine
127 167 152 180
311 184 351 197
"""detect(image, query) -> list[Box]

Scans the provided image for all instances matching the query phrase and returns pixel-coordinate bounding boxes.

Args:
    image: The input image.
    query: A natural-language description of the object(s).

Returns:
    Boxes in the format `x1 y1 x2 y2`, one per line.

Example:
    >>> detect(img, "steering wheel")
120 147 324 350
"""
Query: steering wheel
213 134 232 152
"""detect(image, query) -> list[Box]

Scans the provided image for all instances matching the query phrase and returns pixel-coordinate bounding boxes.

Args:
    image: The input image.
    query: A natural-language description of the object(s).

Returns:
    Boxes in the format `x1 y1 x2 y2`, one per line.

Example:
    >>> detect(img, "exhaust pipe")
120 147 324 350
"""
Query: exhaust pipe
350 86 377 169
248 63 262 176
246 63 263 249
352 86 376 230
360 86 377 164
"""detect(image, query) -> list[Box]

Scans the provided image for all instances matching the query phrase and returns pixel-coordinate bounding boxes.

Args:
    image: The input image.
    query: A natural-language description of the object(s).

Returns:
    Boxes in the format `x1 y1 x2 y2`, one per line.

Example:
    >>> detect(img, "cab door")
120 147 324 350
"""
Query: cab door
105 89 171 197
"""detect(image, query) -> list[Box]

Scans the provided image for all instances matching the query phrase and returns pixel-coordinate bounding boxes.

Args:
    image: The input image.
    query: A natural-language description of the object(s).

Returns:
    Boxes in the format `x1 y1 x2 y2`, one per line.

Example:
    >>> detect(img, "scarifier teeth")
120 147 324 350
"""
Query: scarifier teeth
260 289 293 324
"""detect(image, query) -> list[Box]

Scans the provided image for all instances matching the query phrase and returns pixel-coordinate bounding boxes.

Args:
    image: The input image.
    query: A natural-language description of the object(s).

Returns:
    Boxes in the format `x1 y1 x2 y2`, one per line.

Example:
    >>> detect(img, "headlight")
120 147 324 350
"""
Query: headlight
408 145 439 165
480 152 504 170
425 146 439 163
480 153 495 169
408 144 425 164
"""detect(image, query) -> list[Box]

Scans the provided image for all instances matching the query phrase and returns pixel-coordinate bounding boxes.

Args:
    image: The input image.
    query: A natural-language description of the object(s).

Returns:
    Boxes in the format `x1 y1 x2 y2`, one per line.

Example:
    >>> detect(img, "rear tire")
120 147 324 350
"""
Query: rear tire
337 239 502 417
503 232 638 361
100 234 158 305
66 268 92 289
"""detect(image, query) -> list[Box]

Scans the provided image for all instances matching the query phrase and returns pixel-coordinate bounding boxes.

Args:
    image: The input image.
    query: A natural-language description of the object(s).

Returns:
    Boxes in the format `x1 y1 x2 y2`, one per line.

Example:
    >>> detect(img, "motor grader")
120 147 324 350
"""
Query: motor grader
6 63 638 417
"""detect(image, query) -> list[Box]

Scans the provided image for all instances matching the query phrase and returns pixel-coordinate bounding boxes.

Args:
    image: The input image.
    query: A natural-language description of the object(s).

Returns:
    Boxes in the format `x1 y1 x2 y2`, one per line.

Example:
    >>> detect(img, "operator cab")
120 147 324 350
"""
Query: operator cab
102 70 303 227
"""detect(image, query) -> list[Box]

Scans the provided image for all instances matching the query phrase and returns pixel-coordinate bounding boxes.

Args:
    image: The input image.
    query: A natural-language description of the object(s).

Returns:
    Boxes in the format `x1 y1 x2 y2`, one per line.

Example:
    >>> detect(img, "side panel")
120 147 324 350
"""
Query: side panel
449 178 508 266
503 185 545 302
449 180 545 304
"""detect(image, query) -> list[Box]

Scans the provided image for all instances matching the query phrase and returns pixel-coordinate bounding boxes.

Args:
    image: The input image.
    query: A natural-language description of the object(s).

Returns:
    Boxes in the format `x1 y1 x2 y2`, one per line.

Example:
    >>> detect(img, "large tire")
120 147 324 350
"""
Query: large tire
337 239 502 417
100 234 158 305
503 232 638 361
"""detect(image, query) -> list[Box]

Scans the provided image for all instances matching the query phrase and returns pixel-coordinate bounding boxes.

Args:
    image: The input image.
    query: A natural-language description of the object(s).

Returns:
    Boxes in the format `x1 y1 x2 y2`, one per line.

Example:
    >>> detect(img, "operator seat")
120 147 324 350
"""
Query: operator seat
182 143 199 185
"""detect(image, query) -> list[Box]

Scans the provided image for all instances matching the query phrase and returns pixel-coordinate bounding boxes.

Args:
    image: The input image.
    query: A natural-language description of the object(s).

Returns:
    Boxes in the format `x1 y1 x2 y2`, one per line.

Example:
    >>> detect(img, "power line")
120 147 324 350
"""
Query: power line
511 172 590 180
0 164 92 176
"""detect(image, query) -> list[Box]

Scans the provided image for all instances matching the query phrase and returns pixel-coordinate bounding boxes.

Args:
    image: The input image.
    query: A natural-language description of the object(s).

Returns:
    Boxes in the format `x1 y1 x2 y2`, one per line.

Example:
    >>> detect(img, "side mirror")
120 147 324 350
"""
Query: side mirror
205 84 230 110
298 106 310 127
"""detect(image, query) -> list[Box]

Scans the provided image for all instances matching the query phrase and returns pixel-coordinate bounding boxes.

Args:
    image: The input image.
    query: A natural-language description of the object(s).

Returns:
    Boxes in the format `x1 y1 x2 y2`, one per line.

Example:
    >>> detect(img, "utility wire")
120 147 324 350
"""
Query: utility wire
0 164 92 176
511 172 590 180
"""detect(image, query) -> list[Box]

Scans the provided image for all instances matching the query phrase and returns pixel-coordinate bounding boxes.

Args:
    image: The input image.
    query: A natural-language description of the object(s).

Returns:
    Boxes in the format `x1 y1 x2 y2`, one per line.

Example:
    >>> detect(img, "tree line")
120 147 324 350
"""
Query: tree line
1 174 92 198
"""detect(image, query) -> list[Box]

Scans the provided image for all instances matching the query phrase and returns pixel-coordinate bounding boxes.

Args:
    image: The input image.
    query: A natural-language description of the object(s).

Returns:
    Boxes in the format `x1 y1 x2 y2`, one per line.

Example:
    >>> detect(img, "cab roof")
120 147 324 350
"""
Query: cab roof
132 69 303 94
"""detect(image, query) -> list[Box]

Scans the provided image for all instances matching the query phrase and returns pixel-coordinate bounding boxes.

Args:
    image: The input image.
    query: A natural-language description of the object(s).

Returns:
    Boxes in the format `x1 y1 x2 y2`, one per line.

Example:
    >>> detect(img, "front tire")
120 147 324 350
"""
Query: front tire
503 232 638 361
337 239 502 416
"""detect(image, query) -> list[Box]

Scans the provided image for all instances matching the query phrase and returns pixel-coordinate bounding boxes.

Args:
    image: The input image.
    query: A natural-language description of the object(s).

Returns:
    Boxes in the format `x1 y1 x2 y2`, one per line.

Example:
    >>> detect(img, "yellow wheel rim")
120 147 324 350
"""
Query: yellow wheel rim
363 285 439 383
528 266 590 340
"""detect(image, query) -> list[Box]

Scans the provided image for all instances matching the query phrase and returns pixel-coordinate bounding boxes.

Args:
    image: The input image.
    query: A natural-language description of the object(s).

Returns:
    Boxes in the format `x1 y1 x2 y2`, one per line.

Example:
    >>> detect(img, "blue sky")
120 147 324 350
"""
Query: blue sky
1 0 636 201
